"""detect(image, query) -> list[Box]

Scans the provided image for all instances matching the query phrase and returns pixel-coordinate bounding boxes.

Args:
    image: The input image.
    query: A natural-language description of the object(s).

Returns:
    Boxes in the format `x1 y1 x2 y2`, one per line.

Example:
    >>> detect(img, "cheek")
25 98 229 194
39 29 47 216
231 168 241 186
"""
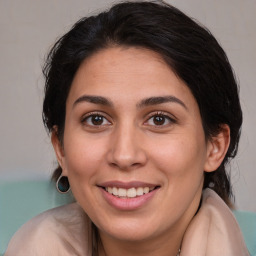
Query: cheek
62 135 107 210
63 133 107 180
148 134 206 214
149 132 207 179
163 137 206 214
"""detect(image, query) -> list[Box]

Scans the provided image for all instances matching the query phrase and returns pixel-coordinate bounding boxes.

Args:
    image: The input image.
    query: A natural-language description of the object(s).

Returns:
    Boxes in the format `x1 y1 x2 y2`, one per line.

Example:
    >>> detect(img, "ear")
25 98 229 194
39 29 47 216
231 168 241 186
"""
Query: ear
204 124 230 172
51 126 68 176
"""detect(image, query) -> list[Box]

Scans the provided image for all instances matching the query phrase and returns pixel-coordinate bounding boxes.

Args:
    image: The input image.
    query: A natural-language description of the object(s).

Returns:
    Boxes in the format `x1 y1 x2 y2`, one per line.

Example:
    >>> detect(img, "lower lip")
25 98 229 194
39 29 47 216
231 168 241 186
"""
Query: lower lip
100 187 159 211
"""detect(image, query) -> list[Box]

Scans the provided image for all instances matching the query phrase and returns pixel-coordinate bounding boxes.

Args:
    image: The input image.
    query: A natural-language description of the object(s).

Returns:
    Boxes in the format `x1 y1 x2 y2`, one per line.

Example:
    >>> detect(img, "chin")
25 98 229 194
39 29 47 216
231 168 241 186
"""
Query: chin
97 217 164 242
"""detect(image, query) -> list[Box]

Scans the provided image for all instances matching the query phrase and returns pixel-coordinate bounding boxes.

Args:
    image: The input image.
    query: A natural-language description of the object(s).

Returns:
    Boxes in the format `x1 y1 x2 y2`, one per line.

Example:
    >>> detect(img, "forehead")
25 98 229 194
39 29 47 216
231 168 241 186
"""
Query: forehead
66 46 196 109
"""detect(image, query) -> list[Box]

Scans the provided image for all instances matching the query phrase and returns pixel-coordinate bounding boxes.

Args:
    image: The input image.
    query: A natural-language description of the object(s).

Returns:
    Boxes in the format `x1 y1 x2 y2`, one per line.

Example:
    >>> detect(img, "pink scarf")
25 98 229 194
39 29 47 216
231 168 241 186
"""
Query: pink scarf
181 189 249 255
5 189 249 255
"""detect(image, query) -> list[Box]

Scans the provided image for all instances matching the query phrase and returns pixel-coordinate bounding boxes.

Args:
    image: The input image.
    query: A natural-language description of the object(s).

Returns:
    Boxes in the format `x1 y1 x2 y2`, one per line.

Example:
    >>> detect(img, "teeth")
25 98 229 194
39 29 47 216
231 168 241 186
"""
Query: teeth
127 188 136 198
112 187 118 196
143 187 149 194
106 186 154 198
136 187 144 196
118 188 127 197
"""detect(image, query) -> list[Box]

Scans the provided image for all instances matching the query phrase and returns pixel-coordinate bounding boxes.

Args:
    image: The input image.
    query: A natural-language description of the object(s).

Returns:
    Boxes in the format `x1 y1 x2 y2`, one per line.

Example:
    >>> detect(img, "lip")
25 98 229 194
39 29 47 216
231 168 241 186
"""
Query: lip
98 180 159 189
98 181 160 211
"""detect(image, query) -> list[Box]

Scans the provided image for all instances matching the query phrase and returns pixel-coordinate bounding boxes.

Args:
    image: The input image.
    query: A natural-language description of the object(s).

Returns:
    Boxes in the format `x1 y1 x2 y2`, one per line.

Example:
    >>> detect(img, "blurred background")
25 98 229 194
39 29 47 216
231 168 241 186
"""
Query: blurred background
0 0 255 211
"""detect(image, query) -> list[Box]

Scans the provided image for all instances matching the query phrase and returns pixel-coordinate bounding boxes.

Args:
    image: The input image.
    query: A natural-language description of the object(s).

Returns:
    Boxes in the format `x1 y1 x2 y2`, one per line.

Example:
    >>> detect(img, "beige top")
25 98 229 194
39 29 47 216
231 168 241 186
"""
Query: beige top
5 189 249 256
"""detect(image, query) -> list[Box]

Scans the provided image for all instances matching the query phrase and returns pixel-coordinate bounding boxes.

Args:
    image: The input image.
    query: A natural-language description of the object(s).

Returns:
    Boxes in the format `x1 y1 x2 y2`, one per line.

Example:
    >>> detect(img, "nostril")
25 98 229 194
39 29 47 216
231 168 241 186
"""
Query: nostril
109 162 119 168
109 161 143 171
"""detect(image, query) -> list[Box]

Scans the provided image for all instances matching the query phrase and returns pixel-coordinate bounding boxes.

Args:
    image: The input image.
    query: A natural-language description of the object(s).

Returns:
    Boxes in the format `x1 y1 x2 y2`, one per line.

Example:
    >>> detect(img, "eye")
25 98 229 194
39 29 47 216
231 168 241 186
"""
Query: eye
145 112 176 127
82 113 111 127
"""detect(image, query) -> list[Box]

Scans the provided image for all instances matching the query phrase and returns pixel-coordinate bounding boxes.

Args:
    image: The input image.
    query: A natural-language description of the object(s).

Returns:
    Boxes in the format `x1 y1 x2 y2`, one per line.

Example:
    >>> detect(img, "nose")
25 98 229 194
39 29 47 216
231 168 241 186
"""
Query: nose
107 124 147 171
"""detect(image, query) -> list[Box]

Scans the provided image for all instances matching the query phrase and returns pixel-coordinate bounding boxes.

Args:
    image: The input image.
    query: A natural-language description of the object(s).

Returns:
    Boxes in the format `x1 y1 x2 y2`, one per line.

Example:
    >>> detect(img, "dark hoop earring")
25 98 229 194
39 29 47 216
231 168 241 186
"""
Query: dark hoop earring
56 175 70 193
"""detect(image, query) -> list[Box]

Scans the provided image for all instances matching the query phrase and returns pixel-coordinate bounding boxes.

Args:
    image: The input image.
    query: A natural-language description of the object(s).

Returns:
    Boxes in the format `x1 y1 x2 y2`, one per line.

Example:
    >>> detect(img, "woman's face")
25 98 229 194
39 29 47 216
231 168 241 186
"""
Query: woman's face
55 47 215 242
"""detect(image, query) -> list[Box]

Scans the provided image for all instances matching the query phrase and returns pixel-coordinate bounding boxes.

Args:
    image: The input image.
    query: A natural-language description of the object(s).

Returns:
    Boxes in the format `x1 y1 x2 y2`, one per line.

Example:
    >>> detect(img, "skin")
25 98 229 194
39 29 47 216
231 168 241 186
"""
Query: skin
52 47 230 256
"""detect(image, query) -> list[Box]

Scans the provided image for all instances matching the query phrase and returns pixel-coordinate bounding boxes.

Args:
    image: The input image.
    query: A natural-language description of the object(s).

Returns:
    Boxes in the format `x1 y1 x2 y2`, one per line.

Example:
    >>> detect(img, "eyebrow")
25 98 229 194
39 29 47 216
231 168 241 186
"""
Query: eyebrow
73 94 187 110
137 96 187 110
73 95 113 108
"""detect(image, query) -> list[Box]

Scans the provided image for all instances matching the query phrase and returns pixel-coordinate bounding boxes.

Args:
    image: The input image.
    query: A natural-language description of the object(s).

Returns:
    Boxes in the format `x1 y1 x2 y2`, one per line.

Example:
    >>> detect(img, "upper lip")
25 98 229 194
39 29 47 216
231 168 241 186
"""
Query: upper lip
98 180 160 189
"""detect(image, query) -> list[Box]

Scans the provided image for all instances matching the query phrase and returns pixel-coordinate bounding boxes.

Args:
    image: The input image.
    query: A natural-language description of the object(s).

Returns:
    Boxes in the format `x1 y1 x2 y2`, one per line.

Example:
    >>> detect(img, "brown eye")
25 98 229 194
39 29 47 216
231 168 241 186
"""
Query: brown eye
82 114 111 126
153 115 165 125
145 113 176 127
91 115 104 125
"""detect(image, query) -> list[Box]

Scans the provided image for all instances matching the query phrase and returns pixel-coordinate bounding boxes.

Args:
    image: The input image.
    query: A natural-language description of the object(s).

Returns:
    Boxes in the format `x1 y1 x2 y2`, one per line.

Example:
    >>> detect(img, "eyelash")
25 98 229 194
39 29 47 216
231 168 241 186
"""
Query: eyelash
81 112 111 127
145 111 176 127
80 111 176 128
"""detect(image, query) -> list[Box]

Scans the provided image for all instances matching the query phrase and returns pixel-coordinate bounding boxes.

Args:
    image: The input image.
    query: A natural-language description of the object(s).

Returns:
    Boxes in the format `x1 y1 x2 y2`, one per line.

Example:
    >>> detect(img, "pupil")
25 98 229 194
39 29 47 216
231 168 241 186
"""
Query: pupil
154 116 165 125
92 115 103 125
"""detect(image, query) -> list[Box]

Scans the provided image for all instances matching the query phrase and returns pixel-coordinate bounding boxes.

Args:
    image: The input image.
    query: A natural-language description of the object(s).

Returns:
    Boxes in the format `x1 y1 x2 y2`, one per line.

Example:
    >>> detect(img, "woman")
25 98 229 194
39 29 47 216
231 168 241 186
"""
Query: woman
5 1 249 255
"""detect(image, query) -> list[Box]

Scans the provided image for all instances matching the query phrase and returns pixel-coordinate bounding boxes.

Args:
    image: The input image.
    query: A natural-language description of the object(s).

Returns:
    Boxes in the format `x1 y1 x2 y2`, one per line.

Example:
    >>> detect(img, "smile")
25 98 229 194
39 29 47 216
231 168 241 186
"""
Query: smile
98 181 160 209
105 187 155 198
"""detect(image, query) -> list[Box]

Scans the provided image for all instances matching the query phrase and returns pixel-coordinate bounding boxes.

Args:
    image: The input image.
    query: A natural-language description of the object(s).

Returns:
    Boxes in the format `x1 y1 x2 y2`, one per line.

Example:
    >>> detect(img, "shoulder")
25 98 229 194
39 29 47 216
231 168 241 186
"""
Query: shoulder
5 203 91 256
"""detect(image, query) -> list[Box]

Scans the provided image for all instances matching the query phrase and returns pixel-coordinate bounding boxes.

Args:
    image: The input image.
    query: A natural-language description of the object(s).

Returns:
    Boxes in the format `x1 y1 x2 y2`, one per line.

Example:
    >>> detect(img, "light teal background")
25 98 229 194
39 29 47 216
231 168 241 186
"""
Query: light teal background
0 180 74 255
